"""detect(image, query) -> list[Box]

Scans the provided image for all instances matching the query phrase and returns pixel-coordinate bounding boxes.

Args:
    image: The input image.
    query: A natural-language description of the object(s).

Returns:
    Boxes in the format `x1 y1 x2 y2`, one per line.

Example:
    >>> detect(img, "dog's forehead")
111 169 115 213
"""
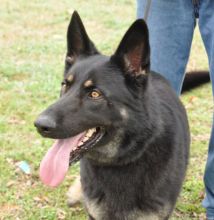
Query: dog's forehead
73 55 107 70
66 55 116 82
64 55 127 97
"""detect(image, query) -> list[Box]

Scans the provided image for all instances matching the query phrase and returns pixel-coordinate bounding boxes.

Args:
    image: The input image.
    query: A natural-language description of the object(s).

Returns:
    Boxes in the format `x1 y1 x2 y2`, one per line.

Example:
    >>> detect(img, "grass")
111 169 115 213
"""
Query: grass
0 0 212 219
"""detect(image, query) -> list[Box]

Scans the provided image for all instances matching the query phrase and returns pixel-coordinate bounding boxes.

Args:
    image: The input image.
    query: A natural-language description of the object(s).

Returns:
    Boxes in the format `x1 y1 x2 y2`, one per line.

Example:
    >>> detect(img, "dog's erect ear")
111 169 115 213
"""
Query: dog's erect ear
111 19 150 76
65 11 99 69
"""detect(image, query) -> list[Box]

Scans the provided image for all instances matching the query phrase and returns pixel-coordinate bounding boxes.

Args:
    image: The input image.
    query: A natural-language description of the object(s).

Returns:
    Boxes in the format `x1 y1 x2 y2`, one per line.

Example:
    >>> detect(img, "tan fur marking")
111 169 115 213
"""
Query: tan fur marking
127 209 163 220
84 197 104 220
132 203 172 220
66 74 74 83
66 56 74 64
119 108 129 120
84 80 93 88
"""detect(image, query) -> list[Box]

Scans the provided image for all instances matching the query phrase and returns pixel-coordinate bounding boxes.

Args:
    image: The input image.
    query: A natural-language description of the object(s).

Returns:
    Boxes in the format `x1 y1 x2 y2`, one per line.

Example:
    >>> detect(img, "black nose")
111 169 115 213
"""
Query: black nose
34 115 56 134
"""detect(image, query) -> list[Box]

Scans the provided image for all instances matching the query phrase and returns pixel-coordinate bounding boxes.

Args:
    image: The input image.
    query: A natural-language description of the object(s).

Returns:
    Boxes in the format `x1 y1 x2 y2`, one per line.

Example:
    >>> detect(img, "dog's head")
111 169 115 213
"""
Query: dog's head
34 11 150 187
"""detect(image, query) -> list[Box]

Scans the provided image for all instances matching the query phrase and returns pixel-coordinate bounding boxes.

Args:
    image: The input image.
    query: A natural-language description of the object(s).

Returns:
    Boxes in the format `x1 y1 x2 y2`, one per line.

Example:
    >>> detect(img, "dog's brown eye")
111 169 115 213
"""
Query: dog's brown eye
89 90 102 99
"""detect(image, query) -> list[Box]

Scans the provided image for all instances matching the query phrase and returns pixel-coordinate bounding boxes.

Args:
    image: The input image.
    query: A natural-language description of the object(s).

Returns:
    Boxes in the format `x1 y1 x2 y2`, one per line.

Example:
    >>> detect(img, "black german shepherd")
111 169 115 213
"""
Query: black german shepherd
35 11 190 220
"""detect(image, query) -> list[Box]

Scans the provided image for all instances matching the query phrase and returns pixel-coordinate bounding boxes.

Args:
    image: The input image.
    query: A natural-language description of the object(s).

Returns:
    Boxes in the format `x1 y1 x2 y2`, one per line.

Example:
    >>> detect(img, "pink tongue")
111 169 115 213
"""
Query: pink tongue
39 132 85 187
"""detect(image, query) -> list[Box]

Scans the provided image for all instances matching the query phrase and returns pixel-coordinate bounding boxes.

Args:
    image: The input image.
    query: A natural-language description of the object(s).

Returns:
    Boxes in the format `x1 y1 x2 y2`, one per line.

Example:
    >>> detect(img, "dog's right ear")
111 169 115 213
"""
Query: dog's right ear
65 11 99 71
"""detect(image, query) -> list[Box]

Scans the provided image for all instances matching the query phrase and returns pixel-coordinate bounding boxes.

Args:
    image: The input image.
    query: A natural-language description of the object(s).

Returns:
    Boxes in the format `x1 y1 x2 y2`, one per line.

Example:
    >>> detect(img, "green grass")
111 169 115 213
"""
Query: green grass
0 0 212 219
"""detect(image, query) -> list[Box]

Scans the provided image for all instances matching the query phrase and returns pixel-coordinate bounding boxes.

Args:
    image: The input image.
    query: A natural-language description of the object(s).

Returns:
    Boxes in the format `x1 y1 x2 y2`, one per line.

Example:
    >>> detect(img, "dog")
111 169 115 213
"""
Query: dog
34 11 190 220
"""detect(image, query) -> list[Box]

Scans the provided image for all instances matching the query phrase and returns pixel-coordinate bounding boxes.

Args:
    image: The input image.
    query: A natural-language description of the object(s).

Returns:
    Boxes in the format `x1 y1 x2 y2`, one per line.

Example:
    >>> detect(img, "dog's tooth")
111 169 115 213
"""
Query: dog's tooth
83 137 89 142
78 141 84 147
85 128 97 138
86 133 92 138
86 129 93 137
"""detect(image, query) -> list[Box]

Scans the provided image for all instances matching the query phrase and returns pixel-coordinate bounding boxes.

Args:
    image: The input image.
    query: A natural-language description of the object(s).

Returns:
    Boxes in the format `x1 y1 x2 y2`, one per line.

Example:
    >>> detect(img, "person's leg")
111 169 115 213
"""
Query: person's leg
198 1 214 219
136 0 196 94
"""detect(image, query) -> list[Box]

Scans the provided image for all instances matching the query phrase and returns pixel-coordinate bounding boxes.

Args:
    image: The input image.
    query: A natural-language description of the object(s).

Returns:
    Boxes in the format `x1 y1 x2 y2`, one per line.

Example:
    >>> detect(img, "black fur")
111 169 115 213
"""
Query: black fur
35 11 190 220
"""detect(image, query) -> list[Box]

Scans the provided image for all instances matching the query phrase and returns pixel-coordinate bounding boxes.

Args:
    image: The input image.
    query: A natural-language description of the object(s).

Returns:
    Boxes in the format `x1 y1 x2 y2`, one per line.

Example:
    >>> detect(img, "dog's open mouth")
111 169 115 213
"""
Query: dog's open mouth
39 127 105 187
69 127 105 164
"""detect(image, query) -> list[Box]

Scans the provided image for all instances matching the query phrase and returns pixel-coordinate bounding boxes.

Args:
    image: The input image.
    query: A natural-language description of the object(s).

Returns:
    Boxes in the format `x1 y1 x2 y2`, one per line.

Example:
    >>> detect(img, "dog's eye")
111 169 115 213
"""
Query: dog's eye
88 89 102 99
61 81 66 87
61 81 68 95
61 82 67 90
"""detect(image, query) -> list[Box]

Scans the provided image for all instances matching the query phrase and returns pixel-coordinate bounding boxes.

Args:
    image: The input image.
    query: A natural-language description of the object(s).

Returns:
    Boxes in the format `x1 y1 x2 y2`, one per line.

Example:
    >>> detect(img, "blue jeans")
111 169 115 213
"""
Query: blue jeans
137 0 214 218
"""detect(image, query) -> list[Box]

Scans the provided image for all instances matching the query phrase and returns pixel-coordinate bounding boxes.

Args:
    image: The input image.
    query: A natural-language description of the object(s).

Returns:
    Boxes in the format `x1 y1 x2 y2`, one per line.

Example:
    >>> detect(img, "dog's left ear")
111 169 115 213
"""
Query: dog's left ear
65 11 99 71
111 19 150 77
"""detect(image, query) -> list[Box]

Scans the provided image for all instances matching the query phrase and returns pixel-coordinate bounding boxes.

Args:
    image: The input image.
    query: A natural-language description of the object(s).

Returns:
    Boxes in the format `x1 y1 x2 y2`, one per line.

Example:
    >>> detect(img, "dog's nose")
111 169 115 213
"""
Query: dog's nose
34 115 56 134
